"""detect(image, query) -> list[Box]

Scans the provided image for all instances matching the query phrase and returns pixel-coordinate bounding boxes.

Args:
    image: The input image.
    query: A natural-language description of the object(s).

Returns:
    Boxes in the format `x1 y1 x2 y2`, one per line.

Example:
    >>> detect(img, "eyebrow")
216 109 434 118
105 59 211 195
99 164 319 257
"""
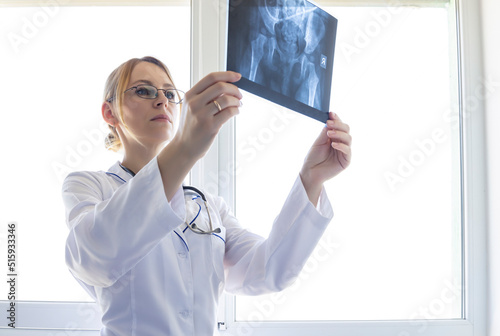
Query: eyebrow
130 79 174 89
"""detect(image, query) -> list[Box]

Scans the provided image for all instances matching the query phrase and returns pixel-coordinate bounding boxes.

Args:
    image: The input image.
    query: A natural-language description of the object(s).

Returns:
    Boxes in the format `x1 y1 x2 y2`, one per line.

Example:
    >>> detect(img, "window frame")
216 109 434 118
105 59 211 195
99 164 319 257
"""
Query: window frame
0 0 486 334
190 0 487 335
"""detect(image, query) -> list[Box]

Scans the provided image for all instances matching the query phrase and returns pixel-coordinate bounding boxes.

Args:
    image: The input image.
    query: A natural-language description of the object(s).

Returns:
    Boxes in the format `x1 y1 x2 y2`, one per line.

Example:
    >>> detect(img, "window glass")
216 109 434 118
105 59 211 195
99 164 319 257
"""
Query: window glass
235 3 462 321
0 5 190 301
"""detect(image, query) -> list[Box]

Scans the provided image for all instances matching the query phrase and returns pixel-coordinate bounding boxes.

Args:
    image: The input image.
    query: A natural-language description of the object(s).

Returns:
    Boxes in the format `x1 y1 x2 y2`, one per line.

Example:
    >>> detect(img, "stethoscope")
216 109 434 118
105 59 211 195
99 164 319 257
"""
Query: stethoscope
118 163 221 235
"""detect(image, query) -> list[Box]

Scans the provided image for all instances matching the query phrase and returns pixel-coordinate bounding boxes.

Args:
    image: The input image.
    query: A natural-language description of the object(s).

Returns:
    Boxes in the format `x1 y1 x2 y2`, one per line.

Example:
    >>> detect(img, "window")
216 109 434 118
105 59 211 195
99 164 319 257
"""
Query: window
235 3 462 322
191 0 486 335
0 2 189 331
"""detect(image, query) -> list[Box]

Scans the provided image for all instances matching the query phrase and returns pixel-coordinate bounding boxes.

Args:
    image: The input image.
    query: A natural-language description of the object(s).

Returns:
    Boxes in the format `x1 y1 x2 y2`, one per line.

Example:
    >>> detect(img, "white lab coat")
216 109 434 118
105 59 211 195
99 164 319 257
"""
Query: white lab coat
62 156 333 336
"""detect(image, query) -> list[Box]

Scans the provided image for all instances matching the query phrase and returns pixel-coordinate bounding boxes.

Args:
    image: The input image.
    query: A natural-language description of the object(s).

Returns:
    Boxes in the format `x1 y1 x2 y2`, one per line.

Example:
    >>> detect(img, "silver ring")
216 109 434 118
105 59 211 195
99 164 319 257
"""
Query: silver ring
213 100 222 112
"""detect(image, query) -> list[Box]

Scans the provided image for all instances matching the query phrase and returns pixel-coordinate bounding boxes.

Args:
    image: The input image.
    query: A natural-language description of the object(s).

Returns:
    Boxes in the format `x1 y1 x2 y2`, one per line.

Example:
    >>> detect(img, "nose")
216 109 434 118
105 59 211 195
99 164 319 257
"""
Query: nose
155 90 169 107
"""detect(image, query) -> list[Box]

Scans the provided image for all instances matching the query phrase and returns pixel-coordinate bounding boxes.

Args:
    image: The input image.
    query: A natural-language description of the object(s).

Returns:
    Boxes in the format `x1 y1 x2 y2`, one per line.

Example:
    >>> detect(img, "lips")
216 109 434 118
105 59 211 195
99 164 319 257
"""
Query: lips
151 114 171 123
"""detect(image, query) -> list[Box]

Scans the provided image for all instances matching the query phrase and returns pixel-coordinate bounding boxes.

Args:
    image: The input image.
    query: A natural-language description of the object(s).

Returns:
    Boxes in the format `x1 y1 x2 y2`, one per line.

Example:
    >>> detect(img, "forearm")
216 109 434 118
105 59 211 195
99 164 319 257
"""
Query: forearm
157 137 199 201
224 174 333 295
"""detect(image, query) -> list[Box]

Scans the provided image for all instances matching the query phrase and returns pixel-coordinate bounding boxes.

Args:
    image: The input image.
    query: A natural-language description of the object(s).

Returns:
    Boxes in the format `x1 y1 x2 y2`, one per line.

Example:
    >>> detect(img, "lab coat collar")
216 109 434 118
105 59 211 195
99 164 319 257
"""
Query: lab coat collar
107 161 134 183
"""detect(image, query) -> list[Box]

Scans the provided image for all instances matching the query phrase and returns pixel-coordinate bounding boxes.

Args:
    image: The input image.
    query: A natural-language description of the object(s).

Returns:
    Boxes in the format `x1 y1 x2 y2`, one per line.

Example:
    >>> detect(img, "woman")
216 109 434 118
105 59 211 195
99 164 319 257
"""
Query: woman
62 56 351 335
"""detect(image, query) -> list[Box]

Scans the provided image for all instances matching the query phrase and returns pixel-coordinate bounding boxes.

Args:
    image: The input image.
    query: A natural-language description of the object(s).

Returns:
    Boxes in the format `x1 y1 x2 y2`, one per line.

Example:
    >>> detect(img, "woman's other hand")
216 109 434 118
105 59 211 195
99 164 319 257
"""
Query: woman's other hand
299 112 352 205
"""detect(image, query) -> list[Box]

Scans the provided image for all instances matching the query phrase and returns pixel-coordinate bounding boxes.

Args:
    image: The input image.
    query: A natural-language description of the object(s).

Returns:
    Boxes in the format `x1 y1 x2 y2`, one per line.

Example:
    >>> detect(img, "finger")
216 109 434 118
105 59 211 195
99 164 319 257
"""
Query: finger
326 117 350 134
209 95 242 114
331 141 352 159
211 95 242 126
185 83 241 116
189 71 241 96
213 105 240 127
328 111 343 122
327 130 352 146
327 112 347 125
202 81 242 106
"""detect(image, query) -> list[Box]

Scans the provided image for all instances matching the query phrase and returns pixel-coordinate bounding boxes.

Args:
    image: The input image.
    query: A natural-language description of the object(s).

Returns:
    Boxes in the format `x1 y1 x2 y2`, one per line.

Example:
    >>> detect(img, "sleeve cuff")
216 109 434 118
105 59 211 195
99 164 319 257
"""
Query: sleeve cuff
169 185 186 221
296 175 334 221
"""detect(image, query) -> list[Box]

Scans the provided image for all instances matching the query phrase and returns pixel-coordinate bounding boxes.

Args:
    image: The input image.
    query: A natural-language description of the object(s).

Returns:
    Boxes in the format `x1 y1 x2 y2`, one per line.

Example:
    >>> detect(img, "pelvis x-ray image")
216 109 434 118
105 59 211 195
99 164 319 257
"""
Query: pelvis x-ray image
227 0 337 122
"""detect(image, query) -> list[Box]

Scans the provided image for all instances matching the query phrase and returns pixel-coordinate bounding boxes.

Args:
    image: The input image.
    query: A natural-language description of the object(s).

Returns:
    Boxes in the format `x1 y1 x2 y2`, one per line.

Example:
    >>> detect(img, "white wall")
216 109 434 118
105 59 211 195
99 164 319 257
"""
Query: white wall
480 0 500 334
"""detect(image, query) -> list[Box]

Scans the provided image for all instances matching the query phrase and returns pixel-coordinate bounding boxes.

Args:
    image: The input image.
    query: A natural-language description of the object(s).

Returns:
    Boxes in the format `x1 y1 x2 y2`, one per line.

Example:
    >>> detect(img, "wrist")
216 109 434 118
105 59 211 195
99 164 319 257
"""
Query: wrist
299 169 323 206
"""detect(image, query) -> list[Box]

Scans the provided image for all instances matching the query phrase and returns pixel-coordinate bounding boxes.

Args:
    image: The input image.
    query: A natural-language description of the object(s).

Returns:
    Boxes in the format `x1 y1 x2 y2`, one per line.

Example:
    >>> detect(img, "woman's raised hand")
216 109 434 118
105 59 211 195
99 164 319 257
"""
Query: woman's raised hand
299 112 352 205
158 71 242 200
173 71 243 160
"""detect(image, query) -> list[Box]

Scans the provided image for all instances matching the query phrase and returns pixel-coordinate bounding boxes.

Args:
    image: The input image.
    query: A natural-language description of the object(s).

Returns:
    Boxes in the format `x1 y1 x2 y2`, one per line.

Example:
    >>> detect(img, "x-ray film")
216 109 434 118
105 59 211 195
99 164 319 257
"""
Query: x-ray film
226 0 338 123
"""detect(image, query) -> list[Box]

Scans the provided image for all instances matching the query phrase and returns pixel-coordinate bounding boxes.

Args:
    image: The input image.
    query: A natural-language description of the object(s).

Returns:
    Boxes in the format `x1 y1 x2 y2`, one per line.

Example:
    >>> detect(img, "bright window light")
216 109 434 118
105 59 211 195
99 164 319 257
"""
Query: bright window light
0 5 190 302
235 3 462 321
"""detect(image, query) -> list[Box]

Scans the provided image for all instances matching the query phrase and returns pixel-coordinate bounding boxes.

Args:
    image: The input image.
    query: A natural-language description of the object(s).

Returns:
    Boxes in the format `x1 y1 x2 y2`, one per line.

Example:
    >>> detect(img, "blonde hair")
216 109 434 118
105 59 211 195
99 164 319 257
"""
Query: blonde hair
103 56 177 152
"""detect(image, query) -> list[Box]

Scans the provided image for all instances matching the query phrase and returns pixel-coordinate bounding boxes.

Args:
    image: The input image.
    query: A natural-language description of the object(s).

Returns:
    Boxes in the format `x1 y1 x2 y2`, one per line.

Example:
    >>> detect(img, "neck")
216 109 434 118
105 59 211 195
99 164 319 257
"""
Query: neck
121 141 165 175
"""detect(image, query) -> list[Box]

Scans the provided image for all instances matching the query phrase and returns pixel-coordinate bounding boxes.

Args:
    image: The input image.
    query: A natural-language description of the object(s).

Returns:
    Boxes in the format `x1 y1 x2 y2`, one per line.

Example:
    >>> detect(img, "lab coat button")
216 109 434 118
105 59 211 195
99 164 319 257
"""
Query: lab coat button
179 310 192 318
178 252 187 258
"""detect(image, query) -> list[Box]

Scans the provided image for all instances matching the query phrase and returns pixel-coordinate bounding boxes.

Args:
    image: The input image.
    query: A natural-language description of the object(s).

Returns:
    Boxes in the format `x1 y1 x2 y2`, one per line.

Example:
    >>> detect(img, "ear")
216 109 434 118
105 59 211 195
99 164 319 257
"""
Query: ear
102 101 118 127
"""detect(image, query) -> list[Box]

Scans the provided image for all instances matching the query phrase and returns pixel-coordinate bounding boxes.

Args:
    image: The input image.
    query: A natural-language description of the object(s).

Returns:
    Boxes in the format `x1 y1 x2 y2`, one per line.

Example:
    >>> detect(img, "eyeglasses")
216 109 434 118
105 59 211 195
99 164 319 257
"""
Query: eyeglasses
183 186 221 235
107 85 185 104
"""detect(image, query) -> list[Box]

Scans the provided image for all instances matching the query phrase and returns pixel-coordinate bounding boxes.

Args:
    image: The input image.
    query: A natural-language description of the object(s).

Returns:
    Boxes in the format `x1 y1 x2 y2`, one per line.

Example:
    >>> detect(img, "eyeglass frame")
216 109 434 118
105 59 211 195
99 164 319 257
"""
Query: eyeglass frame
107 84 185 104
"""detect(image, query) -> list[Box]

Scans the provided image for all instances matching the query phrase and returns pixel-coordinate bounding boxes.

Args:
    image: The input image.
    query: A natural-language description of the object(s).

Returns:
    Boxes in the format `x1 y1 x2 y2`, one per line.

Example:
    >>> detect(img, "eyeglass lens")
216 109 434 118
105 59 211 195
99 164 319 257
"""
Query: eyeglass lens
135 85 182 103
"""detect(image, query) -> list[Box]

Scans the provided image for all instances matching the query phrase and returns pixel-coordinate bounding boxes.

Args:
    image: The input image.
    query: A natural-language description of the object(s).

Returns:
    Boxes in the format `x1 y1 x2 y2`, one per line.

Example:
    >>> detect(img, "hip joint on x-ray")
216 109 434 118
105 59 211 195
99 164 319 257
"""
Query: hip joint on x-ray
227 0 338 123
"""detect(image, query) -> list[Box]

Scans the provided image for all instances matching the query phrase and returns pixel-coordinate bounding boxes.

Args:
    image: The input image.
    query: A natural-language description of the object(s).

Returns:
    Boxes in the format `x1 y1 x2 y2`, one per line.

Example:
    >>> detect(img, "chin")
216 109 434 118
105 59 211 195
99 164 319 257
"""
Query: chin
162 133 176 145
